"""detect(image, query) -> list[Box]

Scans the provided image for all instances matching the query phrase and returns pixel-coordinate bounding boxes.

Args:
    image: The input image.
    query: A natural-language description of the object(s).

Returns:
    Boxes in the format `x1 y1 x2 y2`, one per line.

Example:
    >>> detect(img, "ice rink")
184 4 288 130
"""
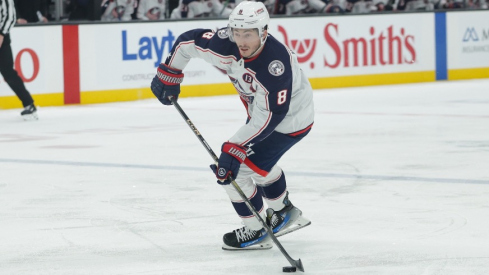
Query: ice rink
1 79 488 275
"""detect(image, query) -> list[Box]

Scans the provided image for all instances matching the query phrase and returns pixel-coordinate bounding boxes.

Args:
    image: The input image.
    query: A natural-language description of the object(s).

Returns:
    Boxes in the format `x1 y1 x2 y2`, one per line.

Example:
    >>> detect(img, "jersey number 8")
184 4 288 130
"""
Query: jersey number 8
202 32 215 39
277 89 288 105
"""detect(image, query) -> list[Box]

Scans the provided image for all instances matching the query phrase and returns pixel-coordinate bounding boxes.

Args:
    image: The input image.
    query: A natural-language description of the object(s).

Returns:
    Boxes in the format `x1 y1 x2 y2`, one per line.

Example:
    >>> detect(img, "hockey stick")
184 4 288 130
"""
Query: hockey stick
169 96 304 272
219 0 231 17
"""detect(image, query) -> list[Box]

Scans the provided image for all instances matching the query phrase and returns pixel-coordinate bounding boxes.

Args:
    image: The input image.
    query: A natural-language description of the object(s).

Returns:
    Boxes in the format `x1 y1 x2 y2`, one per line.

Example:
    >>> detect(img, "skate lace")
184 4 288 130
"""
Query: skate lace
270 212 284 228
235 227 258 242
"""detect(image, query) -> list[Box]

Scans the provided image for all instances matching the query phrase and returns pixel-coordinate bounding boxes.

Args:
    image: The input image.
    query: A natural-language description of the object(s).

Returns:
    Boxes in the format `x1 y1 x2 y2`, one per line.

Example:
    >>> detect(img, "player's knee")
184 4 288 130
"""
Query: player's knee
255 166 283 187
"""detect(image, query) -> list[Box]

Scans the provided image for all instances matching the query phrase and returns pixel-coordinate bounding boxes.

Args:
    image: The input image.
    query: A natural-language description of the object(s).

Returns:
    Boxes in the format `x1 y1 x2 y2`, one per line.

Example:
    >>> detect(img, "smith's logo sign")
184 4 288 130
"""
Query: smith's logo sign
463 28 479 42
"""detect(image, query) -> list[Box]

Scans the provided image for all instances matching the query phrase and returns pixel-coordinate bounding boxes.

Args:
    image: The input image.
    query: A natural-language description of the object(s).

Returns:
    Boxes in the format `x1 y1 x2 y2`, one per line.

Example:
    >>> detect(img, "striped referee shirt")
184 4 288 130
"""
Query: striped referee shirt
0 0 16 36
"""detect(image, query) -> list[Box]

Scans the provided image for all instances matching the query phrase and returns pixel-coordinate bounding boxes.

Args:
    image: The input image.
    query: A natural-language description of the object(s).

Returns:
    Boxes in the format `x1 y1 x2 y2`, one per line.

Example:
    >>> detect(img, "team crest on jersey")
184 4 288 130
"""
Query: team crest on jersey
242 73 253 83
268 60 285 76
218 29 229 39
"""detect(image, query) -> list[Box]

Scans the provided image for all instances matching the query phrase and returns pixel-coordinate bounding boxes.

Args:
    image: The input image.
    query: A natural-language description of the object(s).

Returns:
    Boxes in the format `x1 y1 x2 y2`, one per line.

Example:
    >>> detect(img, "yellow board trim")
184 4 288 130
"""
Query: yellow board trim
79 71 435 105
448 67 489 80
0 92 64 109
79 83 236 105
309 71 435 89
81 88 154 104
2 70 487 110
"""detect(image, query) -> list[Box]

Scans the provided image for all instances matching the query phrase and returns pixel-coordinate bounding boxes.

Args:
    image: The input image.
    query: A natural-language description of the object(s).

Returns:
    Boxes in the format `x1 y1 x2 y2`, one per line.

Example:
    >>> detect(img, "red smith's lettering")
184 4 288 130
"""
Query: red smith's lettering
323 23 416 68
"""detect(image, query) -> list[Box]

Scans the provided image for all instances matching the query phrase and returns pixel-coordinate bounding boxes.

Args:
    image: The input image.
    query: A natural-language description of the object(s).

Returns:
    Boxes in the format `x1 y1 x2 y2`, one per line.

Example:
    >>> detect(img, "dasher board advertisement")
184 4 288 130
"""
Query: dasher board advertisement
0 26 63 96
78 13 435 91
447 11 489 69
78 20 230 92
271 13 435 78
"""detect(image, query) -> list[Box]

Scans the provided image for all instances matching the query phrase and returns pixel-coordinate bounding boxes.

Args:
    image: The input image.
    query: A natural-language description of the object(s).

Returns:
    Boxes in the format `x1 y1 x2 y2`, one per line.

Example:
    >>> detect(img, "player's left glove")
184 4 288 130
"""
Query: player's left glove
151 64 184 105
210 142 247 185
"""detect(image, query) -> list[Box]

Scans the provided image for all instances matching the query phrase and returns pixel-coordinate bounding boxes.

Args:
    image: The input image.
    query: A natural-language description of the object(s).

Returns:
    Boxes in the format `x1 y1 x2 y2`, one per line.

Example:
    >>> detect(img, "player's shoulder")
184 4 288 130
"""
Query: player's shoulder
257 35 292 68
206 28 239 56
248 35 292 77
245 36 293 92
213 27 234 42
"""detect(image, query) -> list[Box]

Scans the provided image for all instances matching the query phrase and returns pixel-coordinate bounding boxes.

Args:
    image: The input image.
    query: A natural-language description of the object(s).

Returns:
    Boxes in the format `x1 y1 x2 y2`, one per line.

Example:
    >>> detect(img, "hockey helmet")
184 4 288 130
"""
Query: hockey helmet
228 1 270 45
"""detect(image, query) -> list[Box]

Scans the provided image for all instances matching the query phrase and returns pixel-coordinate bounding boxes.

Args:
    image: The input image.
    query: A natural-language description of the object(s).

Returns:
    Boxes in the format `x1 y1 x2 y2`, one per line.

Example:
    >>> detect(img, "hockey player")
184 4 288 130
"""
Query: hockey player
151 1 314 250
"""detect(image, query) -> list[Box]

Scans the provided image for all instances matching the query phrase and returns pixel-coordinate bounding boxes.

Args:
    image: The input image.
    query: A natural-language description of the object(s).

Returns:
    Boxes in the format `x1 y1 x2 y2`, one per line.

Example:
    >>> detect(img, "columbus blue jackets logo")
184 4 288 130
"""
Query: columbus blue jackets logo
218 29 229 39
268 60 285 76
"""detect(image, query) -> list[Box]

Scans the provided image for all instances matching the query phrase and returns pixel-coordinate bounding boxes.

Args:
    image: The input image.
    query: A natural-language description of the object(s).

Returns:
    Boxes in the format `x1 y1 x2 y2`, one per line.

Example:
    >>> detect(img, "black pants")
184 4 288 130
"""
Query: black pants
0 34 34 107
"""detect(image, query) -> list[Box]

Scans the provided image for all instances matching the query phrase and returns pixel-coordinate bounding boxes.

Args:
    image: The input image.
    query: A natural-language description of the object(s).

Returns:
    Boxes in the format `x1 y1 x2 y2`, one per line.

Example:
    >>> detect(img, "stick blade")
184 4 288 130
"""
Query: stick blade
293 258 304 272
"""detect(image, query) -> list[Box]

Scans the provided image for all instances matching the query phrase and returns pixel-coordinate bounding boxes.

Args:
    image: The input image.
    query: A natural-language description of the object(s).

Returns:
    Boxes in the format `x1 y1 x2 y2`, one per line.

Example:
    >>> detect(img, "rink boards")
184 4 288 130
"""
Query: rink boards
0 11 488 108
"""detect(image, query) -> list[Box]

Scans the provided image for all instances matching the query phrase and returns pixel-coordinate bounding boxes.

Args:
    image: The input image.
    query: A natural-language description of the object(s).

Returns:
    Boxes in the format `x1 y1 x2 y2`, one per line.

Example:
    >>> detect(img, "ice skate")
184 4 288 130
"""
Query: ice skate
222 226 272 250
21 104 38 120
267 193 311 237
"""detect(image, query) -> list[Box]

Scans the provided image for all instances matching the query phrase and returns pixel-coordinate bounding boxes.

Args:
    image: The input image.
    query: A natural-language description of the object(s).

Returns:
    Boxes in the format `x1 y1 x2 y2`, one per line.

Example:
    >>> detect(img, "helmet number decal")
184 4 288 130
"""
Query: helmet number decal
277 89 288 105
202 32 215 40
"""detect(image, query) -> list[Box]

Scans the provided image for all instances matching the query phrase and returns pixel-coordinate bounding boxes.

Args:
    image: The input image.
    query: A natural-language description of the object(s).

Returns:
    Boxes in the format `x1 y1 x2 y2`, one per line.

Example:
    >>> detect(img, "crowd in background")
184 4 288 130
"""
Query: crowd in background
13 0 489 24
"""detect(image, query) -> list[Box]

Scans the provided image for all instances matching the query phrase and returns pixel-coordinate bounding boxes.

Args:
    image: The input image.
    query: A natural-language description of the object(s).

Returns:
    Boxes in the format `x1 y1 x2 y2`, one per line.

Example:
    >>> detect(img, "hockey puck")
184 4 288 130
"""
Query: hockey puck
283 266 297 272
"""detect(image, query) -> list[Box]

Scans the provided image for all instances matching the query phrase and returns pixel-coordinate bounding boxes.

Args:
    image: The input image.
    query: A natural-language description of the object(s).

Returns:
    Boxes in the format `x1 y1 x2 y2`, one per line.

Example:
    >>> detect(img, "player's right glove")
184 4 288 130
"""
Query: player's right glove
210 142 247 185
151 64 184 105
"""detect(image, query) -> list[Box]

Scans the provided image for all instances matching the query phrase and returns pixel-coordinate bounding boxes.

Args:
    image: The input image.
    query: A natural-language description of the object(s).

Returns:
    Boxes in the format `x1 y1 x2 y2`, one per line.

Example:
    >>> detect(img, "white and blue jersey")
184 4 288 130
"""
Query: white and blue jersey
164 27 315 229
165 28 314 151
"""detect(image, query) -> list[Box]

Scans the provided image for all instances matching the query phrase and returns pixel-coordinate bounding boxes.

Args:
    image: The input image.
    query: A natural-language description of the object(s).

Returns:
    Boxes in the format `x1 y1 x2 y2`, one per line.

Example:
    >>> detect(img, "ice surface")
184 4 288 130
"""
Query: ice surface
1 79 488 274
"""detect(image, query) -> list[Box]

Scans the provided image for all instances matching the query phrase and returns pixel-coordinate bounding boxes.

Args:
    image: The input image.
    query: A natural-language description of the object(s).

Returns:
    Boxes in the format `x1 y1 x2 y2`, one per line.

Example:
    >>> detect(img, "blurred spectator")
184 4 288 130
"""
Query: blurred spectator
137 0 167 20
101 0 135 20
170 0 232 19
14 0 49 23
441 0 464 8
404 0 434 10
323 0 346 13
271 0 329 14
345 0 374 12
391 0 410 10
373 1 385 10
66 0 91 20
465 0 478 8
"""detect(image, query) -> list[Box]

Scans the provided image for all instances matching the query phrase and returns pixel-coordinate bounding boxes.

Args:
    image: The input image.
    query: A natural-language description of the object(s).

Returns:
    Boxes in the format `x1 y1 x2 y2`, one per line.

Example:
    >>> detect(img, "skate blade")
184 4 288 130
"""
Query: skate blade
275 215 311 238
22 113 38 121
222 239 273 251
222 243 273 251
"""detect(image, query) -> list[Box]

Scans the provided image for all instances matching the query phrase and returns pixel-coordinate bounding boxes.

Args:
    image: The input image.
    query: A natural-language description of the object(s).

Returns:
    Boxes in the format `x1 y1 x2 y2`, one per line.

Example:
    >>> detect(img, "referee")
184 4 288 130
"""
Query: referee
0 0 37 119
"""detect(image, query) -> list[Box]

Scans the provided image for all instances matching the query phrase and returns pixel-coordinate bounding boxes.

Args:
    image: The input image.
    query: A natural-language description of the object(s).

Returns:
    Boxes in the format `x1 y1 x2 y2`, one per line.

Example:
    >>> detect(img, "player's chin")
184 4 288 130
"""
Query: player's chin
239 49 250 57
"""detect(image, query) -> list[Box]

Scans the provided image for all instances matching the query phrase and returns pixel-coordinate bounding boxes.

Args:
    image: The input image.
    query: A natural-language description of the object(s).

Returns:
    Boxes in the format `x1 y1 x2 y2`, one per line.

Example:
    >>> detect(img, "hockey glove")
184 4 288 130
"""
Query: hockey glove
210 142 247 185
151 64 184 105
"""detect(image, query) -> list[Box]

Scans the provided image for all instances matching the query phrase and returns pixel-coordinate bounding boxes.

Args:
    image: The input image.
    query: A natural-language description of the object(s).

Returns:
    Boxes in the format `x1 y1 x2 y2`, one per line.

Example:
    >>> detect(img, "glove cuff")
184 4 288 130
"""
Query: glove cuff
157 64 184 85
222 142 247 164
